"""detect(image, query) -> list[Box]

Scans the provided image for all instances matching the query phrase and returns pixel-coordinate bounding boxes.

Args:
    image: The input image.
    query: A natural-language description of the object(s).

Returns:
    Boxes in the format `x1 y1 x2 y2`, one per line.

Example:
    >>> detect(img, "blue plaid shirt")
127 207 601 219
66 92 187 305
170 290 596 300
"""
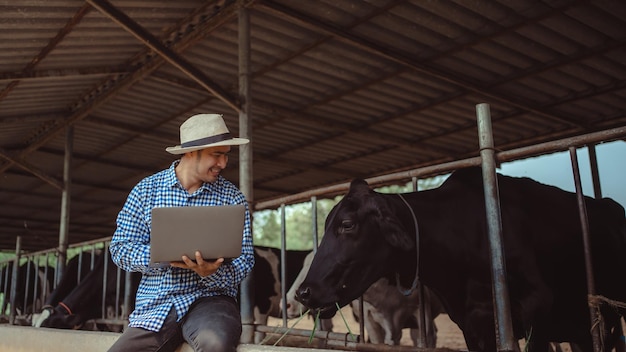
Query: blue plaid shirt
110 161 254 332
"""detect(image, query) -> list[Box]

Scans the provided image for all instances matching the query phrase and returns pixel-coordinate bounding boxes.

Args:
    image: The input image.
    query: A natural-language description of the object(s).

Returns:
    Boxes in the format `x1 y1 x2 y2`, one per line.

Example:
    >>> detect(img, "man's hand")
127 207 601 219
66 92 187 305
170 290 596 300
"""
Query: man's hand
170 251 224 277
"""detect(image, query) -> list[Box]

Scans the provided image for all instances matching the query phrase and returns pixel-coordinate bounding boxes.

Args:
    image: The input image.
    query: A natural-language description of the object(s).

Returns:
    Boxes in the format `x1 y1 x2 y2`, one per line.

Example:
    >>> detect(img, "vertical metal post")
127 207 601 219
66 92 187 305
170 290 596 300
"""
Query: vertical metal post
238 4 255 344
411 177 429 348
102 244 109 319
311 196 319 253
9 236 22 325
77 251 83 284
587 144 603 199
41 256 49 301
115 266 121 319
0 264 6 314
280 204 288 327
58 126 73 280
476 103 516 351
587 145 625 351
569 147 602 352
24 259 32 313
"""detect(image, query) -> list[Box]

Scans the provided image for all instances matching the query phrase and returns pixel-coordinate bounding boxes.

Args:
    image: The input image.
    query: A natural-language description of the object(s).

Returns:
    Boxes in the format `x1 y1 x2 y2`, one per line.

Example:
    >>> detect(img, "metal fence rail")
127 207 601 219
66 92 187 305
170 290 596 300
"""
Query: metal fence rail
0 236 131 330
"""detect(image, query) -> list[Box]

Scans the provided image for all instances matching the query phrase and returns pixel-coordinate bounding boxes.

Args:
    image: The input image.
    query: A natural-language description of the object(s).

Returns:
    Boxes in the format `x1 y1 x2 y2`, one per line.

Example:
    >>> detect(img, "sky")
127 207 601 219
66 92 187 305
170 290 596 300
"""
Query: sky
497 140 625 209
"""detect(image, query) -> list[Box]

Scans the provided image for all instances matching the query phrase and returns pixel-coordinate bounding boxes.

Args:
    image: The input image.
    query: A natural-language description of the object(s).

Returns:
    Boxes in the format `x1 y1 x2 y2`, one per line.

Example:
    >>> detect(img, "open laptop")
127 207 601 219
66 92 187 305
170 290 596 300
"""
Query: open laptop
150 204 245 265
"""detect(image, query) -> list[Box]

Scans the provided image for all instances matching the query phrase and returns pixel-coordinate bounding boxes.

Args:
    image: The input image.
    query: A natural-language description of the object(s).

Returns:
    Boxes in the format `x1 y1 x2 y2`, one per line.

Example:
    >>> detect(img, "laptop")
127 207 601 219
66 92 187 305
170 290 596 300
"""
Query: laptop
150 204 245 265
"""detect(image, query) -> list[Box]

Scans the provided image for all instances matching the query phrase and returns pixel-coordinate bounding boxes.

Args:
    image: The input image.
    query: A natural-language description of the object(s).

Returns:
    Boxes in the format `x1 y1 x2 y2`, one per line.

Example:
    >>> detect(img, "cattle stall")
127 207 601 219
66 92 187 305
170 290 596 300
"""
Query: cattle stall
0 237 135 331
2 125 625 351
253 118 626 351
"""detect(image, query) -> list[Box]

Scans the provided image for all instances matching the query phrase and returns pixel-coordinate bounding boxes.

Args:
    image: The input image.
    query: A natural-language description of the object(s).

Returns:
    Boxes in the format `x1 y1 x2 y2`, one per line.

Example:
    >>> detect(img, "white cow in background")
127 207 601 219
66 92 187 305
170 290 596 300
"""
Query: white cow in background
282 251 443 346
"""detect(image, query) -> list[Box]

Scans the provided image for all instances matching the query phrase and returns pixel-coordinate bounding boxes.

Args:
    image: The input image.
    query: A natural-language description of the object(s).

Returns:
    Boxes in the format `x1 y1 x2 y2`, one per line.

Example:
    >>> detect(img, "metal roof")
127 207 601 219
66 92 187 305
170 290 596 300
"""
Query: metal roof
1 0 625 251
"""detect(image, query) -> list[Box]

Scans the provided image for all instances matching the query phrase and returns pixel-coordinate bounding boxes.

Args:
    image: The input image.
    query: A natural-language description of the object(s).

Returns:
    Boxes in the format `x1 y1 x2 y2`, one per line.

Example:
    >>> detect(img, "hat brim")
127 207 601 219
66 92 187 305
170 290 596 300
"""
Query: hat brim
166 137 249 155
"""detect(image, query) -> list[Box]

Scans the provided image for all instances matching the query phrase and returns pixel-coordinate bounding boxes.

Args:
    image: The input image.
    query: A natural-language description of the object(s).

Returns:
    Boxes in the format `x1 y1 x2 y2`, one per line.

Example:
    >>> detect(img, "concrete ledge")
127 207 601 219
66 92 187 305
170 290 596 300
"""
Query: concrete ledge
0 325 336 352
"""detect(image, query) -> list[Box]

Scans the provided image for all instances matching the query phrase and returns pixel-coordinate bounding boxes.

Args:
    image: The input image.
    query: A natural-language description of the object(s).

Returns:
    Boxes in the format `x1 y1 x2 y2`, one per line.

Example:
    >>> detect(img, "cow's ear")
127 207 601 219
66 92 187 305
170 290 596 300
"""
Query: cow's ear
349 179 370 194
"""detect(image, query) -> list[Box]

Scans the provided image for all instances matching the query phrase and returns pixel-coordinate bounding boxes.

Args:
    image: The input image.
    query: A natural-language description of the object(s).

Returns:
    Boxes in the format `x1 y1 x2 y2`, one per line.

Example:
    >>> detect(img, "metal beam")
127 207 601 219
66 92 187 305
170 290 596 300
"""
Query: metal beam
255 126 626 209
0 0 244 175
258 0 584 129
86 0 239 112
0 67 127 83
0 148 63 190
0 4 91 101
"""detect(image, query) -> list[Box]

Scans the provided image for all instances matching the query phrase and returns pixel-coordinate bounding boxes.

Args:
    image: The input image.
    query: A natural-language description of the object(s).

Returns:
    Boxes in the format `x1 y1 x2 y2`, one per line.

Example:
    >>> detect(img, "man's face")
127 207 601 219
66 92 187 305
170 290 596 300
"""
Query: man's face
193 146 231 183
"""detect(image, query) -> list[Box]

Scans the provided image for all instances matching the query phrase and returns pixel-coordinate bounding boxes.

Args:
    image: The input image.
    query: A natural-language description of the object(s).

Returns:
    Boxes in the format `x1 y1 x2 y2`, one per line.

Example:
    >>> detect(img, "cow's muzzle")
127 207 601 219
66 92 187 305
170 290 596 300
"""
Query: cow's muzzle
295 286 338 319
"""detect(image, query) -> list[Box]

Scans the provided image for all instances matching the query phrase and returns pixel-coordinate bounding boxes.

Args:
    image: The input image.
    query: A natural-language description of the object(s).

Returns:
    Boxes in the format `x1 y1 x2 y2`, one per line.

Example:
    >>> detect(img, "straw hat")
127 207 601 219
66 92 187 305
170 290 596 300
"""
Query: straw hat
166 114 249 155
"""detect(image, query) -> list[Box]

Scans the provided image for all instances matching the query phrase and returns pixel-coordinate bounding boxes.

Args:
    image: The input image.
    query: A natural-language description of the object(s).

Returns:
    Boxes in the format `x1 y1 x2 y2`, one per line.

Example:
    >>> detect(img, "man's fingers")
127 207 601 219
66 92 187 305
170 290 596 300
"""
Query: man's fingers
195 251 204 264
181 255 195 266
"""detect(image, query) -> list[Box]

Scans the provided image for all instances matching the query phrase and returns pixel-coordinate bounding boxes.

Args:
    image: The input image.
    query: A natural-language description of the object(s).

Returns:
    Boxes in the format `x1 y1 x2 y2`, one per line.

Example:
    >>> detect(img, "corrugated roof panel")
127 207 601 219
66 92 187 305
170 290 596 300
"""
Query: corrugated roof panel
1 0 625 251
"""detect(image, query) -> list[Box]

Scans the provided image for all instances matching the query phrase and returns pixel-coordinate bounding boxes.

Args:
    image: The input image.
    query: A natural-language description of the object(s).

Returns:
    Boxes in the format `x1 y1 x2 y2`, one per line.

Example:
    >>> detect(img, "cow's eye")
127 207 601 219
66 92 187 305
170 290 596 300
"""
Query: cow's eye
340 220 355 232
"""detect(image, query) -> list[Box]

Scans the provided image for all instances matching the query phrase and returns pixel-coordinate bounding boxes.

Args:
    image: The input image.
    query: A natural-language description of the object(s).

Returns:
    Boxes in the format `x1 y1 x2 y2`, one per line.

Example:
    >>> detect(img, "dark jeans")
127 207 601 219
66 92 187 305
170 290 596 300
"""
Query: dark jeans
107 295 241 352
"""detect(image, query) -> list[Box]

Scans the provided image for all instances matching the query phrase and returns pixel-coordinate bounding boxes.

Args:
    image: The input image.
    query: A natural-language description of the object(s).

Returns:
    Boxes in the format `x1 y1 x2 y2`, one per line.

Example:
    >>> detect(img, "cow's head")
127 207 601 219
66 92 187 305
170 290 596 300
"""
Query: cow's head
295 179 414 318
39 305 84 330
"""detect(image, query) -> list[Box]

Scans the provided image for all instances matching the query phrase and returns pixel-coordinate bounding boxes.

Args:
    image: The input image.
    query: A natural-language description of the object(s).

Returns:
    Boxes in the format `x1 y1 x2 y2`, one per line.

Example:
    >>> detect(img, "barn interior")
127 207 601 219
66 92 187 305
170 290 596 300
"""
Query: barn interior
1 1 625 350
1 0 624 252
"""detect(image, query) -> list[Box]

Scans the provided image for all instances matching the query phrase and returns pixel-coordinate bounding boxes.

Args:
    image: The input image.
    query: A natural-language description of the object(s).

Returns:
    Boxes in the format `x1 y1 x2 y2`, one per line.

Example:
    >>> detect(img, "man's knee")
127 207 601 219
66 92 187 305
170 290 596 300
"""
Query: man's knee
192 330 238 352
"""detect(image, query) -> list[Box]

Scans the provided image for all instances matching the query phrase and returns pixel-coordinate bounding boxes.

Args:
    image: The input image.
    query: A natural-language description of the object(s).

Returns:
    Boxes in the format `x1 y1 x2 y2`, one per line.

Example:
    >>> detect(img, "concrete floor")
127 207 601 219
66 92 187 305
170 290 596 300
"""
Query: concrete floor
0 325 337 352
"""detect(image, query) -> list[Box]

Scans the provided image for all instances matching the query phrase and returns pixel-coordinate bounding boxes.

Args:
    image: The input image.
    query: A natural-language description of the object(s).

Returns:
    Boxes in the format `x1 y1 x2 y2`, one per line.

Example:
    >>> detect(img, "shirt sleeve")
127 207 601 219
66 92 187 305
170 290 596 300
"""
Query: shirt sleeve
110 182 156 274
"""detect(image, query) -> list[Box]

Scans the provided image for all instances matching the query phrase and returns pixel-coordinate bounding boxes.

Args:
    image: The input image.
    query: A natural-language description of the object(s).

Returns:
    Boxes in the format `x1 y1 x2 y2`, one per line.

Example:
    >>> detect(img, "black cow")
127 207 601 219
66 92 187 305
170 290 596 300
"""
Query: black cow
252 246 310 320
32 251 97 327
38 252 140 330
296 167 626 352
251 246 311 343
0 261 53 320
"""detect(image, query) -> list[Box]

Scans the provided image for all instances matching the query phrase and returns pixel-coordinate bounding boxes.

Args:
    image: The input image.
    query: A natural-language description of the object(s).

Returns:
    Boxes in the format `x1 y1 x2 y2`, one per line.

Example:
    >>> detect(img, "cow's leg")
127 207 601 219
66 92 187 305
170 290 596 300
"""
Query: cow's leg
412 301 438 348
462 278 500 352
506 253 555 352
319 318 333 332
253 307 269 344
361 302 385 344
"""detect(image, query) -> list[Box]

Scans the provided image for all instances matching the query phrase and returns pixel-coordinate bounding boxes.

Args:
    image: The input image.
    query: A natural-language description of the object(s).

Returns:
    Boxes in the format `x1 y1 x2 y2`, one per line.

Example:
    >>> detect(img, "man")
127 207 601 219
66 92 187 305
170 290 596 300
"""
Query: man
108 113 254 352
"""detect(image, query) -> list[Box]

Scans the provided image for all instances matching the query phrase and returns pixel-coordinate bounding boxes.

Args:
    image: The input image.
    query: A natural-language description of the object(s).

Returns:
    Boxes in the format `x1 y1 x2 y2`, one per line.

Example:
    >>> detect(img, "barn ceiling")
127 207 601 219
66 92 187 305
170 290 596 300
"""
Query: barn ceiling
1 0 625 252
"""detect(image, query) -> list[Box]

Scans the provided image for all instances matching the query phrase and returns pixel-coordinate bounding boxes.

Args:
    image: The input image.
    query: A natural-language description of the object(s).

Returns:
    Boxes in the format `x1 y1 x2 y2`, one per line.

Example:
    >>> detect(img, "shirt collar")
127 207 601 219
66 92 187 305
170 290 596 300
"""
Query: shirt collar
165 161 180 188
166 160 223 192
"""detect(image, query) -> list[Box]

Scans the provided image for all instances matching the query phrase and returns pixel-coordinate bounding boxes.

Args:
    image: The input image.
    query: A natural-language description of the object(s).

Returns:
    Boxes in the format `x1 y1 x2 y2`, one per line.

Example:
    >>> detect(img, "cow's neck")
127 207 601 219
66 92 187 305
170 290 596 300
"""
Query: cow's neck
394 193 420 296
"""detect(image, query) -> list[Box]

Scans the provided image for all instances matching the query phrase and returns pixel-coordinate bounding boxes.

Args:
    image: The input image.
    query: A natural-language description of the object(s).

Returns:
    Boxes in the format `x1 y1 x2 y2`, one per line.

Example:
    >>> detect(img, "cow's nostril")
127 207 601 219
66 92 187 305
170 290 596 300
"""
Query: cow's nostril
295 286 311 304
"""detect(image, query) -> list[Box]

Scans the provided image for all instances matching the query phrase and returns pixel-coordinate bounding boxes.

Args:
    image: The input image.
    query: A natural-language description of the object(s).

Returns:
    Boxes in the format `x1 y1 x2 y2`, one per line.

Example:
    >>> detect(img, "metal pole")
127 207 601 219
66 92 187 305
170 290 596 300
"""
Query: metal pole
9 236 21 325
238 4 255 344
101 244 109 319
58 125 73 280
311 196 319 253
569 147 602 352
24 259 32 314
476 103 516 352
0 264 7 314
587 145 626 351
411 176 429 348
280 204 288 327
587 144 603 199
